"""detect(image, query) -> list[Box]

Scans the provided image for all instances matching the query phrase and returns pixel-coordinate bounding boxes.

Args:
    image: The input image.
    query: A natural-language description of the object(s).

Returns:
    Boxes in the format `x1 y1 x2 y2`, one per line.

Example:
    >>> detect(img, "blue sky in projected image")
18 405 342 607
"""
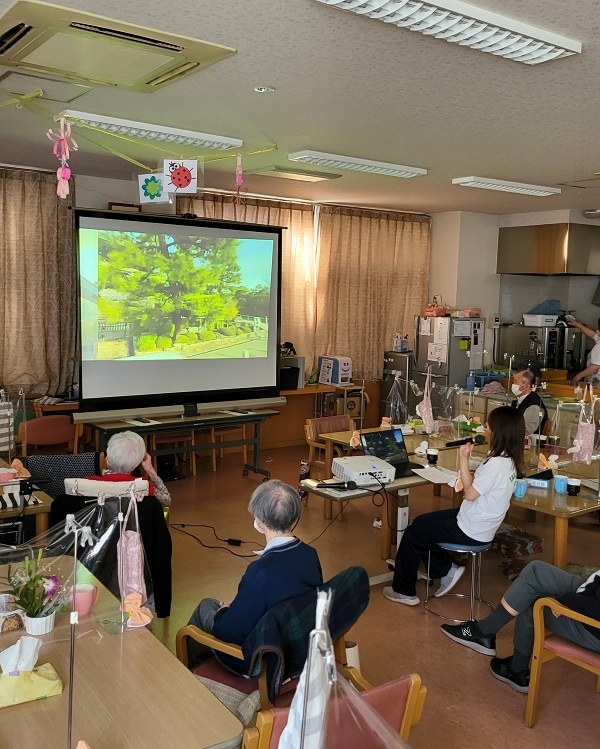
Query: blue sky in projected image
189 237 272 289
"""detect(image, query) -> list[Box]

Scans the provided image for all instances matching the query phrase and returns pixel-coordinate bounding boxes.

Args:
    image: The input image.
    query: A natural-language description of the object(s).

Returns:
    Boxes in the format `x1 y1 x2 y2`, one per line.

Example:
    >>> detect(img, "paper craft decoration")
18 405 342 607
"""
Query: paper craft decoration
122 591 153 628
349 430 361 448
138 173 171 204
163 159 198 194
47 116 78 199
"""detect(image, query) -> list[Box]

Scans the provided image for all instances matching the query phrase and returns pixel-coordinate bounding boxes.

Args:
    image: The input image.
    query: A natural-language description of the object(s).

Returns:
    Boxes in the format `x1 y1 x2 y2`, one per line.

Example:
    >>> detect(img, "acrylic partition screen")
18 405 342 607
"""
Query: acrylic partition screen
75 210 282 411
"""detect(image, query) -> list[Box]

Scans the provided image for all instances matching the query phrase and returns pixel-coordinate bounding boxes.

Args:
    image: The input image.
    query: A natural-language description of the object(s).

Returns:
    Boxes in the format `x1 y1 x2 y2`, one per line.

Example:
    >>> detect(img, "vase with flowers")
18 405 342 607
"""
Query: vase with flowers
3 550 65 635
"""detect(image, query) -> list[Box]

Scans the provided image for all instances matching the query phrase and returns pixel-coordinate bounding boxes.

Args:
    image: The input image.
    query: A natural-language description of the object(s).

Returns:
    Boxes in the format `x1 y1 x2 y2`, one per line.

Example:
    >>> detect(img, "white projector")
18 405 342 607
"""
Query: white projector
332 456 396 486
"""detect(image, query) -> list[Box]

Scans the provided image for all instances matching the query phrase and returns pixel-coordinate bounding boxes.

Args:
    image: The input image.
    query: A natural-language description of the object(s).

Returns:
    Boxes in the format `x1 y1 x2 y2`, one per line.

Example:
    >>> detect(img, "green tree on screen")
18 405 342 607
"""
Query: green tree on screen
235 285 271 318
97 232 242 342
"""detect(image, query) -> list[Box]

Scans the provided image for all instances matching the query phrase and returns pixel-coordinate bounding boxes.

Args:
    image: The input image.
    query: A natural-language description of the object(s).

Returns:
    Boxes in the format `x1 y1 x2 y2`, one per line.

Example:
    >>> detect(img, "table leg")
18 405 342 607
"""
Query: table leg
433 484 441 497
36 512 49 535
553 517 569 570
323 441 335 520
452 489 463 509
381 492 400 560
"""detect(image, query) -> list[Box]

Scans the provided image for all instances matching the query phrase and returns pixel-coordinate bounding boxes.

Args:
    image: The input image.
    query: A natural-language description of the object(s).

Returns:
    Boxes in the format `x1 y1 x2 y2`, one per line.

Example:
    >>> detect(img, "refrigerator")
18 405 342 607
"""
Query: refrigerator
413 316 485 392
381 351 411 418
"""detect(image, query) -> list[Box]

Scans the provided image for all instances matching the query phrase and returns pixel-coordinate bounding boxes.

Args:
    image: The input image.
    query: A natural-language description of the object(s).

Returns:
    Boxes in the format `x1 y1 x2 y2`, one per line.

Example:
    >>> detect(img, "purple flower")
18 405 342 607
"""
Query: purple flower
42 576 59 598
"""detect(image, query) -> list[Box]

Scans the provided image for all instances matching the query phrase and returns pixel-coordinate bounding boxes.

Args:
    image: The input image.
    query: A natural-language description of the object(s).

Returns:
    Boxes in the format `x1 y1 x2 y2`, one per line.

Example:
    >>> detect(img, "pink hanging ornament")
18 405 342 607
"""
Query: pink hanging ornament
47 116 78 198
233 153 244 204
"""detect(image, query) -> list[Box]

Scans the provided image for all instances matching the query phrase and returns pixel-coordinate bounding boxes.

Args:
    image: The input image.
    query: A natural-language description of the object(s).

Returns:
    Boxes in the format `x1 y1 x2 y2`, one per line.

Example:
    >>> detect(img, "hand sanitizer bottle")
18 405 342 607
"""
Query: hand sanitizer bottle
466 371 475 391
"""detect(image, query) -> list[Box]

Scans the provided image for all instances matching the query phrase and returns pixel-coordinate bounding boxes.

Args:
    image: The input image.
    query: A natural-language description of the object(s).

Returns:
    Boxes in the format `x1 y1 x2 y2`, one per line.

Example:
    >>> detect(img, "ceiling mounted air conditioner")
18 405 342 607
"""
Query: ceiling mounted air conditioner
0 0 236 92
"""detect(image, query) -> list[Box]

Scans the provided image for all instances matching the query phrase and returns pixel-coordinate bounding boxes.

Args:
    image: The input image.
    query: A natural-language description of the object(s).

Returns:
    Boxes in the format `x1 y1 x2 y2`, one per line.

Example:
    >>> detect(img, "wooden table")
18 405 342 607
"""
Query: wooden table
84 409 280 480
0 571 242 748
303 472 432 559
0 459 52 535
510 485 600 570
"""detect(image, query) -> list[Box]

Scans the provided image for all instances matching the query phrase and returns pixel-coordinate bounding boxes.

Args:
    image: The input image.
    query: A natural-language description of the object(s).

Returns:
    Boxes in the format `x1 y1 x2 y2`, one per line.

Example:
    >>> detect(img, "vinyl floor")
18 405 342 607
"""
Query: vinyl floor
150 445 600 749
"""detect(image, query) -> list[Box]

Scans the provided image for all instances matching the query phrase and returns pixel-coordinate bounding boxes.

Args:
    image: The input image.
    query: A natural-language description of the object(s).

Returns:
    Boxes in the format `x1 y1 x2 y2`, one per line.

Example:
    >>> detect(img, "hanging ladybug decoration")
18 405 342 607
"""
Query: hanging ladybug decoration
163 159 197 193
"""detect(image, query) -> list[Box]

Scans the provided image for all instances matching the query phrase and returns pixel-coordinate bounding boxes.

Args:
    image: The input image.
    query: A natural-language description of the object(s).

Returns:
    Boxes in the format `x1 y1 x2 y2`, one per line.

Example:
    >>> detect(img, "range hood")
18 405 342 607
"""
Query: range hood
497 223 600 275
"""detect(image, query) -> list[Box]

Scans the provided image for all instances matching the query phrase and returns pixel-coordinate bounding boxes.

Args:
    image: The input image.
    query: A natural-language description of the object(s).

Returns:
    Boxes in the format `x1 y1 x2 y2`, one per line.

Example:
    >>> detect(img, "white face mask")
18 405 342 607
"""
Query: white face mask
511 384 522 396
253 519 264 534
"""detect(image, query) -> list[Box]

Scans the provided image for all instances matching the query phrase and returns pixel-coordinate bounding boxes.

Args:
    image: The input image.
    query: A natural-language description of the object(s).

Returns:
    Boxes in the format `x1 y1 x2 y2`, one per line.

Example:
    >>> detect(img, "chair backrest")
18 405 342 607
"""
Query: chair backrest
261 673 424 747
20 415 77 452
23 452 102 499
241 566 370 704
305 415 354 444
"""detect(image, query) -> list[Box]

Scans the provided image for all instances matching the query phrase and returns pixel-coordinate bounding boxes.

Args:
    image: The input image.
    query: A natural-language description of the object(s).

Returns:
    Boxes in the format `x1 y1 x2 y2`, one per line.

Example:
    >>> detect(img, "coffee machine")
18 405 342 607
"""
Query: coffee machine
497 325 587 374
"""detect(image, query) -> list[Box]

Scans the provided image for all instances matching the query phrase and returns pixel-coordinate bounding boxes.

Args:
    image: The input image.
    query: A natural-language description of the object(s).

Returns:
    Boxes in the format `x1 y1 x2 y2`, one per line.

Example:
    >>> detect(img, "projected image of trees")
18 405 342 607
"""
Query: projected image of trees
95 231 271 360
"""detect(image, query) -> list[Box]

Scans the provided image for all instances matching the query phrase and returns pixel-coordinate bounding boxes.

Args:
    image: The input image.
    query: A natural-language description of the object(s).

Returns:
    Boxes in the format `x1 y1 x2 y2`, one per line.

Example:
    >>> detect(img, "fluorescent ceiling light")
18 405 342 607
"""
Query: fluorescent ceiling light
452 176 561 197
60 110 242 150
249 166 341 182
288 150 427 178
315 0 582 65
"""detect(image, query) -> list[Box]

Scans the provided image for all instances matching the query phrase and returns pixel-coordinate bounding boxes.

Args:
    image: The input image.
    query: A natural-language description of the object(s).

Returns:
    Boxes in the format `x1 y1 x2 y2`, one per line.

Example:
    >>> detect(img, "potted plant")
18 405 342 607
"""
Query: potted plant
3 550 65 635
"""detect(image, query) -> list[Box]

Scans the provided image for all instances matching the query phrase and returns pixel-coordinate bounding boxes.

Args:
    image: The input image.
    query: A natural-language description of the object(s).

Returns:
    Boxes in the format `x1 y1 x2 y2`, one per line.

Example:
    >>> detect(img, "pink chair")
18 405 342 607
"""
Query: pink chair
17 415 81 456
243 672 426 748
525 596 600 727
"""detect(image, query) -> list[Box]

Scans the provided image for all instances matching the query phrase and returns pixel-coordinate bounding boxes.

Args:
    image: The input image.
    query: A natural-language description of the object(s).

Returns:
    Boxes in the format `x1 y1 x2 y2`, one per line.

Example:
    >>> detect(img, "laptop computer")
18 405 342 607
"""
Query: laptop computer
360 428 424 478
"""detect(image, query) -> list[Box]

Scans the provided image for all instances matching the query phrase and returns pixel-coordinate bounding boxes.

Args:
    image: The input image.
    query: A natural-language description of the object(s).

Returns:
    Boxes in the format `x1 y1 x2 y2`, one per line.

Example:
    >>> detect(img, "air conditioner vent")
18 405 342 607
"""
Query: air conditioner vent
0 23 32 55
69 23 183 53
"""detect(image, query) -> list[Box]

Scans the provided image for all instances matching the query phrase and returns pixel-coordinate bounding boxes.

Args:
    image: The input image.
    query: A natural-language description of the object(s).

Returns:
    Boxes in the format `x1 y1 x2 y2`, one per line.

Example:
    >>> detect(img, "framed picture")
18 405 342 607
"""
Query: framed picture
108 202 141 212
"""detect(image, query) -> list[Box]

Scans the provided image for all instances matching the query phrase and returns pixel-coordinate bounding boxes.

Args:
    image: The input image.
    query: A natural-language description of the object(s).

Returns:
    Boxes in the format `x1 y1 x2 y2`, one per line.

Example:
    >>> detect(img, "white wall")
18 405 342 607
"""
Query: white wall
75 174 176 214
429 212 461 306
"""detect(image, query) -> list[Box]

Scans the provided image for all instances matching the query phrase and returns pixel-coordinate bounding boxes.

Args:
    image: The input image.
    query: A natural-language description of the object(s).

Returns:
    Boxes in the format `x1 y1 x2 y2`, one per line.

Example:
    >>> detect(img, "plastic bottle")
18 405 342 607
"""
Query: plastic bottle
400 335 408 353
574 384 583 400
466 370 475 391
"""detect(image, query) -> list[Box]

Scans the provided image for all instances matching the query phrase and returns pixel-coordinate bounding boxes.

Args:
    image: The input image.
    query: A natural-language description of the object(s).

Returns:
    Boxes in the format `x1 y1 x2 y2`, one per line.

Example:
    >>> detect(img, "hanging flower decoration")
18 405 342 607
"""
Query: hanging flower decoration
47 116 78 199
141 175 165 200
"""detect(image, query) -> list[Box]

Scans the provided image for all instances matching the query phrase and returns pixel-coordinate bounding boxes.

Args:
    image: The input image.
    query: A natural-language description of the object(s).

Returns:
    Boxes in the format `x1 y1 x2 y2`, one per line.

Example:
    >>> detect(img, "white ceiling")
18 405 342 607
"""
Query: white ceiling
1 0 599 215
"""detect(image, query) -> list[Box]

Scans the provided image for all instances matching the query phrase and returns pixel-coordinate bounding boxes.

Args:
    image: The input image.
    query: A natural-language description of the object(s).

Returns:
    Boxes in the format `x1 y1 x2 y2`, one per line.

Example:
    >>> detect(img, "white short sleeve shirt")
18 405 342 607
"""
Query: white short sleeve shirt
457 456 517 543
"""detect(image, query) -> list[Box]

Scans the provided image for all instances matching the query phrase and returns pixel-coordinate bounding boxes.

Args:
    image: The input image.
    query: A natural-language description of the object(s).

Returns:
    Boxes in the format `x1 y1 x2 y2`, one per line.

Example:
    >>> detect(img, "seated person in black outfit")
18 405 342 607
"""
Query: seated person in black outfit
511 370 547 436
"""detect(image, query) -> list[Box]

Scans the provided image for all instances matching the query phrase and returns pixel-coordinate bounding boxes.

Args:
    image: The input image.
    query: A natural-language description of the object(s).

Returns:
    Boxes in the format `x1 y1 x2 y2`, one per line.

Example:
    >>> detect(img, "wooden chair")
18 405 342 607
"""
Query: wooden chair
243 671 426 748
176 566 369 712
525 596 600 727
304 415 356 479
149 430 196 476
16 415 81 456
209 425 247 472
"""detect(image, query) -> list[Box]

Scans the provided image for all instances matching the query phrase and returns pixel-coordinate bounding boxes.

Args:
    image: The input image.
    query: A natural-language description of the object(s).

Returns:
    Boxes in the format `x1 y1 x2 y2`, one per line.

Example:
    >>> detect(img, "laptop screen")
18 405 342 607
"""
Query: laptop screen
360 428 409 465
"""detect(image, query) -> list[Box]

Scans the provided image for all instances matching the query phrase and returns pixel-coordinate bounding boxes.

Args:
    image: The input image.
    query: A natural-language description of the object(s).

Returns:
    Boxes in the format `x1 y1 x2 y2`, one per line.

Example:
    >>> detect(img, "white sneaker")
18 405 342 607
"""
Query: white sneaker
383 586 420 606
434 564 465 598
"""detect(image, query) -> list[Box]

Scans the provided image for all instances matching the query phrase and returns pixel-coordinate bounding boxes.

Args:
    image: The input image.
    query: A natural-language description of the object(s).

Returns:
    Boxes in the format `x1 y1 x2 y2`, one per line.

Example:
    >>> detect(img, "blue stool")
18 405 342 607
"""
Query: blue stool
424 541 493 622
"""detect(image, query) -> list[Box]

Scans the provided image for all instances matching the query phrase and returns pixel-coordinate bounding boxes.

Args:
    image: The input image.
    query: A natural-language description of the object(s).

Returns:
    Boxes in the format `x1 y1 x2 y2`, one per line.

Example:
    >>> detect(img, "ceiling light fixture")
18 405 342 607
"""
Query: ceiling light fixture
314 0 581 65
248 165 341 182
60 110 242 150
288 150 427 178
452 176 561 197
253 85 275 93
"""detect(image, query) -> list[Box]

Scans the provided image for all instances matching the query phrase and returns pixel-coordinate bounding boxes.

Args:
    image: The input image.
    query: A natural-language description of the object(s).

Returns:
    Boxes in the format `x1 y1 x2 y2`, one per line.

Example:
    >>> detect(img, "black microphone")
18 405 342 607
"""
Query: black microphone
445 434 486 448
315 480 357 490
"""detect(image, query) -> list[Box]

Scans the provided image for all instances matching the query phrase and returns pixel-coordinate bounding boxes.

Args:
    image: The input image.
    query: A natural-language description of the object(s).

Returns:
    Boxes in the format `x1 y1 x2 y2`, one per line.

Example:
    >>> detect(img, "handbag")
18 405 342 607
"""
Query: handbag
416 367 435 434
117 490 147 600
572 402 596 465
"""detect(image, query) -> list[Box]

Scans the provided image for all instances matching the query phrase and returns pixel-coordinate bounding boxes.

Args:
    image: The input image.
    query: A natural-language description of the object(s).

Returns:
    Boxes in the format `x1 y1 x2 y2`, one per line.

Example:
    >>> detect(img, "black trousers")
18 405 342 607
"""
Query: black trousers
392 508 480 596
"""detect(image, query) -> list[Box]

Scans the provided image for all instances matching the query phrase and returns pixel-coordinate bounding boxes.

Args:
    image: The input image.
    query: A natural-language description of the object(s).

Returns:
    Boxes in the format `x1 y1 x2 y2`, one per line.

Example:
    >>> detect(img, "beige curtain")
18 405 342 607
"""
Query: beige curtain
0 168 76 395
315 206 430 379
178 193 317 368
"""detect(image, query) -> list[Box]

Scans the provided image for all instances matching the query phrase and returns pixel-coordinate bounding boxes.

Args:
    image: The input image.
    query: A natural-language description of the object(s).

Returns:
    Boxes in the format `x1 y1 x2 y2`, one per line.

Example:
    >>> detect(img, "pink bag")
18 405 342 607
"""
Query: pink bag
573 405 596 465
117 491 147 600
416 367 435 434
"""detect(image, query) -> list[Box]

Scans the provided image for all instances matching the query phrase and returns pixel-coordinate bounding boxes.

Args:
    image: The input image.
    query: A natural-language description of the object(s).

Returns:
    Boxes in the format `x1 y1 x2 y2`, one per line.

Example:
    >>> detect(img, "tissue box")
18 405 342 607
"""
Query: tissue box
0 664 63 708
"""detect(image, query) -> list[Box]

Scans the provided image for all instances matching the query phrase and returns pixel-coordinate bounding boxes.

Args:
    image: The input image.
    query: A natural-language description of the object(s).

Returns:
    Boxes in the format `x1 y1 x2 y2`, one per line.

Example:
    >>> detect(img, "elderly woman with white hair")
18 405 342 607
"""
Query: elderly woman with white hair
88 430 171 507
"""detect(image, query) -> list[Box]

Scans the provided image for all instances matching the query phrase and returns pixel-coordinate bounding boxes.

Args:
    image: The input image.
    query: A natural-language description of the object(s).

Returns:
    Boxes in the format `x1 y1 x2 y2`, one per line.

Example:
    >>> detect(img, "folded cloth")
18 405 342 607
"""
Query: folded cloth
414 440 428 457
481 381 506 394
